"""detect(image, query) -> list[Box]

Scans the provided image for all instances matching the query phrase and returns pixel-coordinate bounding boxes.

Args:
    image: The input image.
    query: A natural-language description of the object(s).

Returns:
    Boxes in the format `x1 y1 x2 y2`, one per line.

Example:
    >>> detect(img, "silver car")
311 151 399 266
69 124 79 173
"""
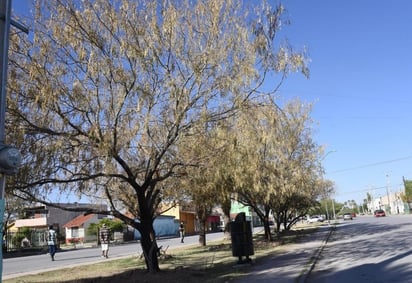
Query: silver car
343 213 353 220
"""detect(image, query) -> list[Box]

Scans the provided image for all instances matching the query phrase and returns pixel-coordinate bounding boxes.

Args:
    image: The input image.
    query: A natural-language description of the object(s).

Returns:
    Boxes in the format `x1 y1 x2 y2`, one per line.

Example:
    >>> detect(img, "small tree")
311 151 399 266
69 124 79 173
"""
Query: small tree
402 177 412 212
87 219 124 237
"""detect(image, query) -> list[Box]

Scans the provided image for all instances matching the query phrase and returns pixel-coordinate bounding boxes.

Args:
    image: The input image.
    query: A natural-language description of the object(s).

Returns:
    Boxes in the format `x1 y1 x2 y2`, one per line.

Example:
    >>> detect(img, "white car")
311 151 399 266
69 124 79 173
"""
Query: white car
307 216 322 223
343 213 353 220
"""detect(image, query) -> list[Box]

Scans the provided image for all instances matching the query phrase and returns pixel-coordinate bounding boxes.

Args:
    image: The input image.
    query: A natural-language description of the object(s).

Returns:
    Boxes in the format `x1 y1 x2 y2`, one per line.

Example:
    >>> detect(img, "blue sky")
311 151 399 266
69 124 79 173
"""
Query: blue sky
279 0 412 204
10 1 412 204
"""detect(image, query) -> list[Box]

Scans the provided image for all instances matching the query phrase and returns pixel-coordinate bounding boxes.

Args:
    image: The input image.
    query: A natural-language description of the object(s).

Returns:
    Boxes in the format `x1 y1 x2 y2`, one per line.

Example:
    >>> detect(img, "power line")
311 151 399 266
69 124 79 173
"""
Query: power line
337 184 403 196
329 155 412 174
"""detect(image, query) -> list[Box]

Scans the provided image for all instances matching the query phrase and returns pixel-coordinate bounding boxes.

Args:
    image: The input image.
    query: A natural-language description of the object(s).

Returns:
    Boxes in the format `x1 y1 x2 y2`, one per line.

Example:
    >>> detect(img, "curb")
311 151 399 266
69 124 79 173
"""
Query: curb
297 224 335 283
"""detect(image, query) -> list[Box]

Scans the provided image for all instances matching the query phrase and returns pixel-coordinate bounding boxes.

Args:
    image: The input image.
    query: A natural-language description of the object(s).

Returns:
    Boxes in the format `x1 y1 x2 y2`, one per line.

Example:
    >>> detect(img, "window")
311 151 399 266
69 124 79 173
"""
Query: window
71 227 79 238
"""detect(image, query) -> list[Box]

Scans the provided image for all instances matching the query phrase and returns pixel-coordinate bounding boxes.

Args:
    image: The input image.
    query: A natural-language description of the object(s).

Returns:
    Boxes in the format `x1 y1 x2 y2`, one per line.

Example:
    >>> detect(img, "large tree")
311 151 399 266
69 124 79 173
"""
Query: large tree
268 101 323 233
228 100 322 240
6 0 308 272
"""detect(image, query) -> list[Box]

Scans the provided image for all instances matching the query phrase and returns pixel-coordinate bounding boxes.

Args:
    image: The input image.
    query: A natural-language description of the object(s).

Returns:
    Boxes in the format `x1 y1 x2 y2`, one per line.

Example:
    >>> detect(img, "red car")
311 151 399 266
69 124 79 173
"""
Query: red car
374 209 386 217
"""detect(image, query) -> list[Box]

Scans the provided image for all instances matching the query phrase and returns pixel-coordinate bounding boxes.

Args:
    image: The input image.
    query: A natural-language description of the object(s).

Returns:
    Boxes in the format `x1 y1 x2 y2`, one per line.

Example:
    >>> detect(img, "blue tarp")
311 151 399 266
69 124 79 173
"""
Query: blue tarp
134 216 179 240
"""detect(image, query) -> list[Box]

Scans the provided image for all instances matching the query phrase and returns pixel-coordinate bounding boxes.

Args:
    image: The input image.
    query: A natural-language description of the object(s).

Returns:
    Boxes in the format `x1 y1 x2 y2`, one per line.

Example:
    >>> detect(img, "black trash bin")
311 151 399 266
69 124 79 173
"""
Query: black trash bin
230 212 254 263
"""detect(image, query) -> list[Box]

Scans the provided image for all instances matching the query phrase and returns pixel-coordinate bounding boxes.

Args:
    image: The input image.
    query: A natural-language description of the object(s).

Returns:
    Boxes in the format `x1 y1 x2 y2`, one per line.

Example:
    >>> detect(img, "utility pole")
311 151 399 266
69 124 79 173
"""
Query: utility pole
0 0 27 278
386 174 391 214
370 186 374 212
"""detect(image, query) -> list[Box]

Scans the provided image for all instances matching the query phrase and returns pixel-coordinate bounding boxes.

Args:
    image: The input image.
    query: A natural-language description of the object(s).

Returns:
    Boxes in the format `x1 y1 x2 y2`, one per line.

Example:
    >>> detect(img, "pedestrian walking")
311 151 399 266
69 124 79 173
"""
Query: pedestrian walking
99 224 111 258
47 225 57 261
179 222 185 243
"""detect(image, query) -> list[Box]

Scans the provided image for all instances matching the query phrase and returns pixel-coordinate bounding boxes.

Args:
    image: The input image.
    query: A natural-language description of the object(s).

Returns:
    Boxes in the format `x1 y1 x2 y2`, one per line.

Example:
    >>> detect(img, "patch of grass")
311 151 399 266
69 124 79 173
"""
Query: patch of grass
4 257 145 283
4 226 318 283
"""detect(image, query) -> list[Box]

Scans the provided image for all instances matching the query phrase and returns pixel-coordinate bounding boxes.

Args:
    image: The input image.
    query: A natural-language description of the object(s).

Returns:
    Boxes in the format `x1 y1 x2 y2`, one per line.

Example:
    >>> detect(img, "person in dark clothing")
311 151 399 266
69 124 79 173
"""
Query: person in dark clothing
47 225 57 261
179 222 185 243
99 224 111 258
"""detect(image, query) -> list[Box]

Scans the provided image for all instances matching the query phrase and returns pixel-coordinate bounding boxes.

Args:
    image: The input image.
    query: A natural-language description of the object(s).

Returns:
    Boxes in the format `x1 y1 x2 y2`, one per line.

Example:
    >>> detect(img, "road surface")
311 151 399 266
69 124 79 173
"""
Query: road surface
308 215 412 283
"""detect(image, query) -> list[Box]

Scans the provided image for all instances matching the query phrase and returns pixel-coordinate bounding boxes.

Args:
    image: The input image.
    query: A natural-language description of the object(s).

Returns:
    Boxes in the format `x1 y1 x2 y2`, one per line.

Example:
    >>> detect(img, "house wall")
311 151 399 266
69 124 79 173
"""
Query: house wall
160 203 197 234
65 227 86 244
230 200 252 221
48 207 83 236
163 206 180 219
229 200 263 227
65 214 101 243
207 215 221 232
179 212 196 234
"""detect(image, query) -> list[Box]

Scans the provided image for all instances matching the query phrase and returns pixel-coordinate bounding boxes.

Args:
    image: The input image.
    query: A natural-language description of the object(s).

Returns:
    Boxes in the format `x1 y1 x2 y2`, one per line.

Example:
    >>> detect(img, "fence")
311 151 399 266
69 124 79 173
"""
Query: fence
3 230 52 253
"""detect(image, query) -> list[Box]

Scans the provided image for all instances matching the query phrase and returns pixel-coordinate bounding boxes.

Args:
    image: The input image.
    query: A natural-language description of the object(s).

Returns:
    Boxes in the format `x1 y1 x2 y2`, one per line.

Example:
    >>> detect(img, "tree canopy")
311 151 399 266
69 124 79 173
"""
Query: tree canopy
6 0 310 272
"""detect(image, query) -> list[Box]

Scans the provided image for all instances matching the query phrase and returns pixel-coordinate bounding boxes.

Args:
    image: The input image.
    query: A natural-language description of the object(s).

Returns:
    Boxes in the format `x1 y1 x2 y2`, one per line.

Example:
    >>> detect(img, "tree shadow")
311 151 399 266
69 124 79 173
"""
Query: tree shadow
308 220 412 283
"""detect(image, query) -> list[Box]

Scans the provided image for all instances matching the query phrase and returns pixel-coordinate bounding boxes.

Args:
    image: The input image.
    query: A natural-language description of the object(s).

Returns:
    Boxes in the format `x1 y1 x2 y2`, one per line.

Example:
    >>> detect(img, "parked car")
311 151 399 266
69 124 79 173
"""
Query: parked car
343 213 353 220
307 216 322 223
374 209 386 217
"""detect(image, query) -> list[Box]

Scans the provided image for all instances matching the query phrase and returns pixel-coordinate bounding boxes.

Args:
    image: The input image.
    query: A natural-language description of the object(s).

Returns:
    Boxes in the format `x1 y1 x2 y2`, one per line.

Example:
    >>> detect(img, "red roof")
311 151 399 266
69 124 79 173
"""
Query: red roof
64 214 95 228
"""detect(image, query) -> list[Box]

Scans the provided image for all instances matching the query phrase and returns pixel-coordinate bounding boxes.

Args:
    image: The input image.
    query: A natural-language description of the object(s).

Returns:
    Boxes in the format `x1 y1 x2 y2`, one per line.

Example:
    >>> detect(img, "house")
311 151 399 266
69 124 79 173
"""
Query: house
8 203 107 251
230 199 262 227
14 203 107 237
160 202 225 234
160 202 197 234
63 214 100 244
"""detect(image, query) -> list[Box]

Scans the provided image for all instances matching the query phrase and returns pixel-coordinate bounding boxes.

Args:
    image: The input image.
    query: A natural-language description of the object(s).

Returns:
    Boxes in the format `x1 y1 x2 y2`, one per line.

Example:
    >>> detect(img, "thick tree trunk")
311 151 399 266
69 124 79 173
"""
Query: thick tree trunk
139 218 160 272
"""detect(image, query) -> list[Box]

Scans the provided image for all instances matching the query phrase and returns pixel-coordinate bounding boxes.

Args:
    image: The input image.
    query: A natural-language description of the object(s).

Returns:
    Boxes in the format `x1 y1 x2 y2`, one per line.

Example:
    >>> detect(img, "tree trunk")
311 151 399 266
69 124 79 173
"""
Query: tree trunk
198 220 207 246
139 219 160 272
282 211 288 231
221 198 231 239
197 205 208 246
263 208 272 242
273 211 282 234
275 220 281 234
263 218 272 241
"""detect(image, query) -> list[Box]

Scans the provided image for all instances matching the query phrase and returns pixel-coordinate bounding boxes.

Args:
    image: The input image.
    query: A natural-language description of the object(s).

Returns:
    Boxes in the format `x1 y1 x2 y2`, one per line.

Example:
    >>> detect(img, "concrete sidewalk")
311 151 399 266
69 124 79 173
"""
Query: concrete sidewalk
233 224 334 283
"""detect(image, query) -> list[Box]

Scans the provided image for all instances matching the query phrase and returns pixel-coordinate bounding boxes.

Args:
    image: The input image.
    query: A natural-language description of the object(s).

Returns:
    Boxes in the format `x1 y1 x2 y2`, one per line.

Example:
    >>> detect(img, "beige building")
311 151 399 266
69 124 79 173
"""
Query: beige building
370 191 405 214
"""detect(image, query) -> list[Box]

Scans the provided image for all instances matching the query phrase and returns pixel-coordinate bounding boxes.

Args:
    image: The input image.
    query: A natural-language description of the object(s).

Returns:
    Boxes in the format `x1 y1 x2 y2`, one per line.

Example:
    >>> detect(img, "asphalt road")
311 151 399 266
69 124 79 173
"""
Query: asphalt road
307 214 412 283
2 231 226 280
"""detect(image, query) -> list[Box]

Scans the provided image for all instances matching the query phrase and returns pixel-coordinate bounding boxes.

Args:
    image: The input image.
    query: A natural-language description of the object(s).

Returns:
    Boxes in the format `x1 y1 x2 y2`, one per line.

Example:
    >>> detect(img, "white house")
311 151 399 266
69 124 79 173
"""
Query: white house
63 214 100 244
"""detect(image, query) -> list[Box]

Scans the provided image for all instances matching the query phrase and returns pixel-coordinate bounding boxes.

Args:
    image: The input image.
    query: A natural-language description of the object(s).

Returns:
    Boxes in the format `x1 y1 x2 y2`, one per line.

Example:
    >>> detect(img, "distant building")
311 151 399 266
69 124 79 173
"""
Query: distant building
369 191 406 215
230 199 262 227
160 202 197 234
14 203 107 237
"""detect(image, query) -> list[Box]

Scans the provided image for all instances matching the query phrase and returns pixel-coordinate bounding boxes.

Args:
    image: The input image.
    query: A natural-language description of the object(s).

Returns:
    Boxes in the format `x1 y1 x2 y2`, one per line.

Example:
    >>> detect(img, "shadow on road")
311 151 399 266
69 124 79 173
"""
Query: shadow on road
308 219 412 283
